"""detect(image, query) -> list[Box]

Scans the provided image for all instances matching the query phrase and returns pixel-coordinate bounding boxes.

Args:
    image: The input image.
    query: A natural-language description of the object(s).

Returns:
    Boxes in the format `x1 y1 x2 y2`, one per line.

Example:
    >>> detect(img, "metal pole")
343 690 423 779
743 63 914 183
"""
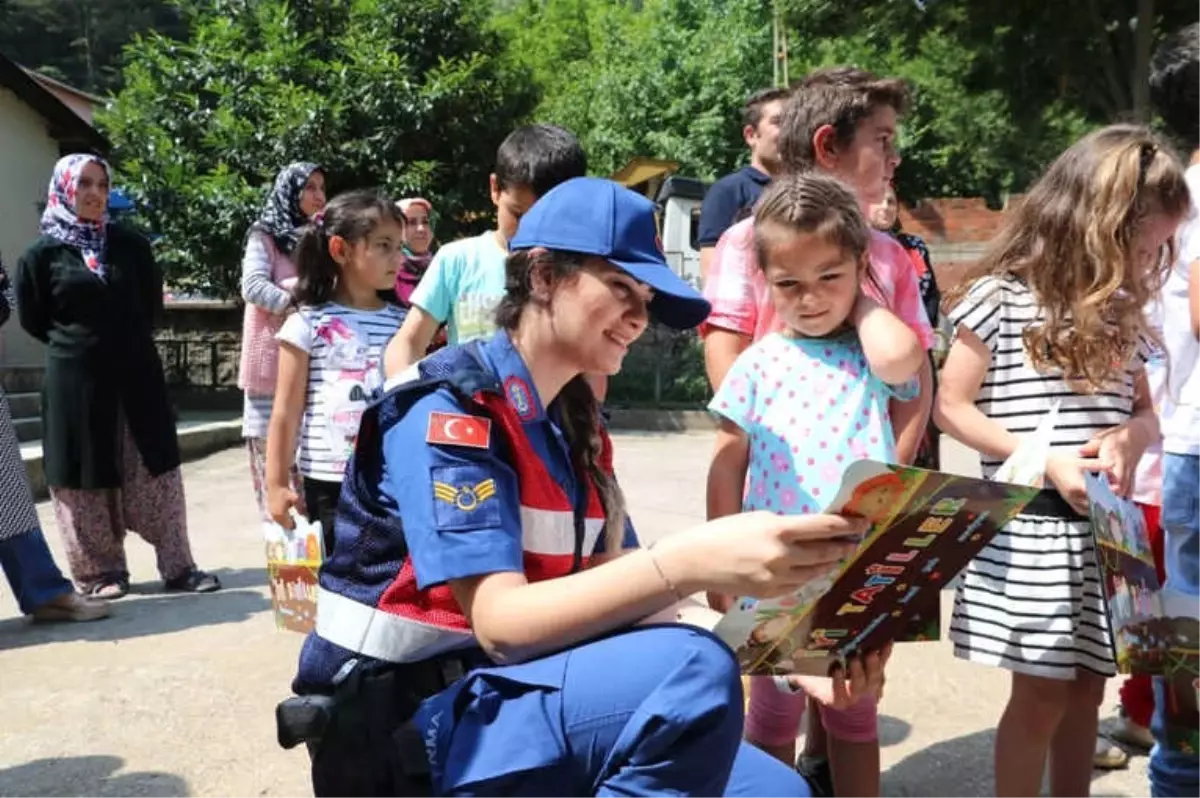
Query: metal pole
772 1 780 88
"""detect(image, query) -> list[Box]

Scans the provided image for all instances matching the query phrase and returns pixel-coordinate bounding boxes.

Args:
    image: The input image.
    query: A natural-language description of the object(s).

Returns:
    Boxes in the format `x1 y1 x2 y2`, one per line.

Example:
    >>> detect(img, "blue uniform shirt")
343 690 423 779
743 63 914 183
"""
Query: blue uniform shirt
296 331 637 691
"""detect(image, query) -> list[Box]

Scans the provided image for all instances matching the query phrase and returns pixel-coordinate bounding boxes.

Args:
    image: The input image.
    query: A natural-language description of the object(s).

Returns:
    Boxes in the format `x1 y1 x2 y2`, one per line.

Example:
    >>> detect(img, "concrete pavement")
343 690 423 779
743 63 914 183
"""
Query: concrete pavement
0 434 1151 796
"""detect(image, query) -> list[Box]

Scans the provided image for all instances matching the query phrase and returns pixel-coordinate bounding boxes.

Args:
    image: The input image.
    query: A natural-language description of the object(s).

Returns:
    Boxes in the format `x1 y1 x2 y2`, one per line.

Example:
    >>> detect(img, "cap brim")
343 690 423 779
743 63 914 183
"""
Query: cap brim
608 259 712 330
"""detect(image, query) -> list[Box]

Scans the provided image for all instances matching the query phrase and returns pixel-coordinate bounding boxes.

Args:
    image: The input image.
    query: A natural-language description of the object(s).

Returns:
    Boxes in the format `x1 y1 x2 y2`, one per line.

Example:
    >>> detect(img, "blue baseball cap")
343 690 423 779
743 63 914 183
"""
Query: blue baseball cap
509 177 711 330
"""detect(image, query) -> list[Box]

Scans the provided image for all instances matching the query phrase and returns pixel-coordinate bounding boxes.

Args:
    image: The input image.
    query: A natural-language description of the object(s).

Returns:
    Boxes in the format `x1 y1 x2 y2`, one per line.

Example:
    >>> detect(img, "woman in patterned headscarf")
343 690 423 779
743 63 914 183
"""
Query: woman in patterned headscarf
16 154 220 598
238 162 325 521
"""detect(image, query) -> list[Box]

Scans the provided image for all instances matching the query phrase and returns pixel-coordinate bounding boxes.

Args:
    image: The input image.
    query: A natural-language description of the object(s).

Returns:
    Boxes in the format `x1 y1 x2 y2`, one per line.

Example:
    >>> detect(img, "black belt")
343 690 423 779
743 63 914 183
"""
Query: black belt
279 652 485 797
1021 488 1088 522
277 650 481 751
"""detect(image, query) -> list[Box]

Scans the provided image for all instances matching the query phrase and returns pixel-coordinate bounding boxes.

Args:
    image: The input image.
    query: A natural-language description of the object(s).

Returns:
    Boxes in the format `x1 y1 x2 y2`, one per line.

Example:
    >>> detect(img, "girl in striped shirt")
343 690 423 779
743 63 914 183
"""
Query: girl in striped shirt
935 125 1189 797
266 191 407 553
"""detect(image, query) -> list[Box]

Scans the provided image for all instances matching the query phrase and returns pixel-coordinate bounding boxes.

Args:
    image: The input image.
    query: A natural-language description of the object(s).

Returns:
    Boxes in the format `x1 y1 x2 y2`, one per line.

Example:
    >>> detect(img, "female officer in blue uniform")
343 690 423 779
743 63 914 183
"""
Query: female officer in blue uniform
291 177 883 796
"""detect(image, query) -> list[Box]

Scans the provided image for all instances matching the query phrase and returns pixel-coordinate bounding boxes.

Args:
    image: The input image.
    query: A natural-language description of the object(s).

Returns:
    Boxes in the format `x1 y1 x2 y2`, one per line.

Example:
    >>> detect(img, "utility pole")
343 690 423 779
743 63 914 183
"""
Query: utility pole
1131 0 1155 122
772 0 789 88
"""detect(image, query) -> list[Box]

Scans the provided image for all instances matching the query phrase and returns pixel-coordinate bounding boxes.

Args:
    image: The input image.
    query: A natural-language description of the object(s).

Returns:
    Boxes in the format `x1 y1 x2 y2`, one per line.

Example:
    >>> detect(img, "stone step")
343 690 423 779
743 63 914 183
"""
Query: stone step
4 390 41 419
0 366 45 394
19 415 244 499
12 416 41 443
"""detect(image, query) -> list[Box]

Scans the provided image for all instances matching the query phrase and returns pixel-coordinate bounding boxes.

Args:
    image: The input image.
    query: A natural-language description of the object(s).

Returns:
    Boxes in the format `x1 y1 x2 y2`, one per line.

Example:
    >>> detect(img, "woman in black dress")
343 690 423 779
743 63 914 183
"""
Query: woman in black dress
0 254 108 621
16 154 219 599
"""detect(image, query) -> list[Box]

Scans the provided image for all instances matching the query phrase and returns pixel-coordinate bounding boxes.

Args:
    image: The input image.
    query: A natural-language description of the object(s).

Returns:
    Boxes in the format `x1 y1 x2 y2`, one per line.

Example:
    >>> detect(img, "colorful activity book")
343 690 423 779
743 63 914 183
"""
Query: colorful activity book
713 407 1060 676
265 509 323 634
713 459 1041 676
1085 472 1200 754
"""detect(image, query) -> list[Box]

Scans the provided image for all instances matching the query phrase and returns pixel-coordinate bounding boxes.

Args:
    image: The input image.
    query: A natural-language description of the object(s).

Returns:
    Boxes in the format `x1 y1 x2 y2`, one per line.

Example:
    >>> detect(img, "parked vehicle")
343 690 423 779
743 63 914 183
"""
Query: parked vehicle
655 176 708 290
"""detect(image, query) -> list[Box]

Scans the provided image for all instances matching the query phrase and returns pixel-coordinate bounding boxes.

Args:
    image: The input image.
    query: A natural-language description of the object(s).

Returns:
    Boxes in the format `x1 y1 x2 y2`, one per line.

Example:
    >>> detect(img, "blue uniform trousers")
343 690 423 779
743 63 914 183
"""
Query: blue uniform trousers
413 624 811 796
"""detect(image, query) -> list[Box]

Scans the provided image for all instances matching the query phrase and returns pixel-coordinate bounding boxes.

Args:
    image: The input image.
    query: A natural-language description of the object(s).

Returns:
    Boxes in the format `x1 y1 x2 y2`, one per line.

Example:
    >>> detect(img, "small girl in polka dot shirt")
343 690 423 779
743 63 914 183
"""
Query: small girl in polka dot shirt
707 173 924 794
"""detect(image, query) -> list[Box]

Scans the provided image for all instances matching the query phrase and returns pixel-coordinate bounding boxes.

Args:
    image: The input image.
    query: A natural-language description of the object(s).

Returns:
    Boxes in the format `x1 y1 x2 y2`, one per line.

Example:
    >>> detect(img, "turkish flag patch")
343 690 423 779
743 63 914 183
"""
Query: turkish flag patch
426 411 491 449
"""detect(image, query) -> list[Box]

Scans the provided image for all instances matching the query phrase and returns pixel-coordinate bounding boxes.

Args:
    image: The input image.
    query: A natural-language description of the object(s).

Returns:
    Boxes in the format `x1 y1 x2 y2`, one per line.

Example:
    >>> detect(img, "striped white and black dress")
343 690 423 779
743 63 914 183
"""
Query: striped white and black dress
948 276 1143 680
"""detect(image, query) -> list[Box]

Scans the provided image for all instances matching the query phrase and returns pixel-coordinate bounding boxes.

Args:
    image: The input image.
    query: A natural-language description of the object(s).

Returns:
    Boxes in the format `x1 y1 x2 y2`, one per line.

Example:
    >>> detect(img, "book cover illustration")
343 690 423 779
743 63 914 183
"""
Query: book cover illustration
264 510 323 634
1085 472 1199 754
714 460 1040 675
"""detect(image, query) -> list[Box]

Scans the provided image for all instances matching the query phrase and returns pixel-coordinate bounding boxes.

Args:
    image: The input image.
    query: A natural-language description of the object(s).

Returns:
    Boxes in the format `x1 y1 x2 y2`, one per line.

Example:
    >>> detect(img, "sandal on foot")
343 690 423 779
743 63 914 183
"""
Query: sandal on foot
164 568 221 593
1094 735 1130 770
85 578 129 600
1110 711 1154 751
31 592 111 623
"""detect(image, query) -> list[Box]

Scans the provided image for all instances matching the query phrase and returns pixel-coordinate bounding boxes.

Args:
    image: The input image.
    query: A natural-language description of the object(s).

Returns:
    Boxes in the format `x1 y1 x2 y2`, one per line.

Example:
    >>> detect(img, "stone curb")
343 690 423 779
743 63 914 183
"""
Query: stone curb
605 408 714 432
20 419 244 500
16 411 708 499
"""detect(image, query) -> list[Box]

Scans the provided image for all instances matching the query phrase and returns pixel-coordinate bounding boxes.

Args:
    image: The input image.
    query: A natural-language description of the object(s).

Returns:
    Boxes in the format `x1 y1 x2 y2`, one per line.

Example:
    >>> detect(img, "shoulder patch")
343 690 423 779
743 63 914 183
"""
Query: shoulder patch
427 411 491 449
504 376 537 422
431 464 502 531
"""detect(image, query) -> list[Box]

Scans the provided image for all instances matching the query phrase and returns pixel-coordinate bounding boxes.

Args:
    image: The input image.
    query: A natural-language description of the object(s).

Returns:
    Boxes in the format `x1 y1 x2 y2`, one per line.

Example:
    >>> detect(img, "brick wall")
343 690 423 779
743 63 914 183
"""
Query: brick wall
897 195 1024 291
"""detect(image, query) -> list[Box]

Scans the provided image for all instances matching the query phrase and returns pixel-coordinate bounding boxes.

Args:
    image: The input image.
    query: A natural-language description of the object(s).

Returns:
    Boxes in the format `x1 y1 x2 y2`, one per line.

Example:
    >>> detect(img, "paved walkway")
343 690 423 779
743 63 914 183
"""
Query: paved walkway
0 435 1149 796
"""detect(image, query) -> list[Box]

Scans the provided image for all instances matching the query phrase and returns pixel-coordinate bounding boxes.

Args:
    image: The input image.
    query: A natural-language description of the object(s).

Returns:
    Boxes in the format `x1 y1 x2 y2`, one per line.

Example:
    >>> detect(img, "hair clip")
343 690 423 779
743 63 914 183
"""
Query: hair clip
312 210 326 229
1137 142 1157 190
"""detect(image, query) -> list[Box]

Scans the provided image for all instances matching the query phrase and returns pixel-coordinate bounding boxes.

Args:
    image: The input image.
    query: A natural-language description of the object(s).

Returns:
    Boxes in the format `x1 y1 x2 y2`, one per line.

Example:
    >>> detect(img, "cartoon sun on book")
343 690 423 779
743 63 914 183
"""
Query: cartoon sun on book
740 614 801 673
843 472 908 524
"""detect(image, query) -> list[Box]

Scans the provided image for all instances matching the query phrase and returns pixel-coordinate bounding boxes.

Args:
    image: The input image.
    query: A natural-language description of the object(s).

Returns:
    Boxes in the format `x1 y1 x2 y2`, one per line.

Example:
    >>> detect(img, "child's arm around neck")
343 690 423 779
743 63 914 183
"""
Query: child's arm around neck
851 293 924 385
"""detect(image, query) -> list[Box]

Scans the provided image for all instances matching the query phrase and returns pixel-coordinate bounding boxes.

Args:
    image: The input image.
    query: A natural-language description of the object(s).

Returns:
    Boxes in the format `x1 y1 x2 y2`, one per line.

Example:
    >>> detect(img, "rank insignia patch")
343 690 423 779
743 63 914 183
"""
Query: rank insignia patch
430 466 502 531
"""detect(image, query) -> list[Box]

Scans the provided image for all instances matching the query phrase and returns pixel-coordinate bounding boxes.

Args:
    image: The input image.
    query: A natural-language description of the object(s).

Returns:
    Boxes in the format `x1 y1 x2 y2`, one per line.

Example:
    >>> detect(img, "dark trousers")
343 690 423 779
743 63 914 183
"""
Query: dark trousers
302 477 341 557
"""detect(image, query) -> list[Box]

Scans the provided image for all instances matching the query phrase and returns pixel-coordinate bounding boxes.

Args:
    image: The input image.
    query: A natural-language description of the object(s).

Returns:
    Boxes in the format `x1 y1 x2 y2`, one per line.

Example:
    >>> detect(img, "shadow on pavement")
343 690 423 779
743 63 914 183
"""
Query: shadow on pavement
878 714 914 747
883 727 996 796
0 567 270 652
0 754 189 797
882 726 1141 797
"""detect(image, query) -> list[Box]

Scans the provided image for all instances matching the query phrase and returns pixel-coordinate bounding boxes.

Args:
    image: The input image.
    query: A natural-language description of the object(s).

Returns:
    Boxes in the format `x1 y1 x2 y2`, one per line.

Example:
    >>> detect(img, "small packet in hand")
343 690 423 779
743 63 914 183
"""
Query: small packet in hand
264 508 323 633
993 401 1061 488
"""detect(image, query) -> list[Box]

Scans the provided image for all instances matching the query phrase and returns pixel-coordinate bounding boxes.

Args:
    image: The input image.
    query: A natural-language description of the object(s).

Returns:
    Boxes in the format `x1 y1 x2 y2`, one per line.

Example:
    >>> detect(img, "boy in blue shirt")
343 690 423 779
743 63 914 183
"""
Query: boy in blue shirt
384 125 587 372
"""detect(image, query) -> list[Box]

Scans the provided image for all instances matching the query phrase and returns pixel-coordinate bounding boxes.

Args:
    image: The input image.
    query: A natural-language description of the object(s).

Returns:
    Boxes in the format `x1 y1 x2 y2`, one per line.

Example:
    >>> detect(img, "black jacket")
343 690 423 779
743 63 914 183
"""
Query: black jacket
15 225 180 489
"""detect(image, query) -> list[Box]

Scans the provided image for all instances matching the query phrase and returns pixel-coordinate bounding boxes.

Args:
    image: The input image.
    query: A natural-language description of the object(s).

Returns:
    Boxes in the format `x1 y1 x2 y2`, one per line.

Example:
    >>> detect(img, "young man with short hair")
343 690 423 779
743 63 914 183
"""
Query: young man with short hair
697 87 789 284
703 67 934 463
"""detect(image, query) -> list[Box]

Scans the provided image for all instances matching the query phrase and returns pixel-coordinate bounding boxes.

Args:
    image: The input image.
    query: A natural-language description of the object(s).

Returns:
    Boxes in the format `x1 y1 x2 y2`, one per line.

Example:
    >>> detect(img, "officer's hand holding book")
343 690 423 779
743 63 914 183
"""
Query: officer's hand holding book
651 511 868 601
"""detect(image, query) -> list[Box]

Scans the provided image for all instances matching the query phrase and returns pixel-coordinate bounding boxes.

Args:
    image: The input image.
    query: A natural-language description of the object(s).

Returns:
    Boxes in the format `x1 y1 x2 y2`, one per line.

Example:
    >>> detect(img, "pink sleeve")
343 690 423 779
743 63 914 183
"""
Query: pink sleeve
701 221 758 337
870 233 934 350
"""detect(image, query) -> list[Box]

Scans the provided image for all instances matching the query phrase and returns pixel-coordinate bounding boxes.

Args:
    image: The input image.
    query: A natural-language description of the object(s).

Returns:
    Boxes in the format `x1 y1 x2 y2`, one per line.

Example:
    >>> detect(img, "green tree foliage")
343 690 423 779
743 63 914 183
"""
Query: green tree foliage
99 0 535 298
787 0 1197 202
494 0 774 180
0 0 186 93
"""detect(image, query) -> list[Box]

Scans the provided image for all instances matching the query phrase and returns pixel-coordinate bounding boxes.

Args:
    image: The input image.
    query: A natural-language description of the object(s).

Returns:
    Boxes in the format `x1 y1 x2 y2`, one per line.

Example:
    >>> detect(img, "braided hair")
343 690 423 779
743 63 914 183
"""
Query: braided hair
494 248 628 554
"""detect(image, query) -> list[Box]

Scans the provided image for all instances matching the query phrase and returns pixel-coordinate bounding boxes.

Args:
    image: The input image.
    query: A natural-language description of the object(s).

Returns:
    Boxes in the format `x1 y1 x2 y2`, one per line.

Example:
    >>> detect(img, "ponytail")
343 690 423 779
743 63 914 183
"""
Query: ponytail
292 224 339 307
291 189 407 308
497 247 629 554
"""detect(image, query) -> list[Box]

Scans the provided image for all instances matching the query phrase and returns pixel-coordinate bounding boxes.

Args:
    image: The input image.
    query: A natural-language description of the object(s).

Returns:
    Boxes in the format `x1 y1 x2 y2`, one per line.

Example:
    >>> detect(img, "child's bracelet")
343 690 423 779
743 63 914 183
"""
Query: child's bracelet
646 542 686 603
